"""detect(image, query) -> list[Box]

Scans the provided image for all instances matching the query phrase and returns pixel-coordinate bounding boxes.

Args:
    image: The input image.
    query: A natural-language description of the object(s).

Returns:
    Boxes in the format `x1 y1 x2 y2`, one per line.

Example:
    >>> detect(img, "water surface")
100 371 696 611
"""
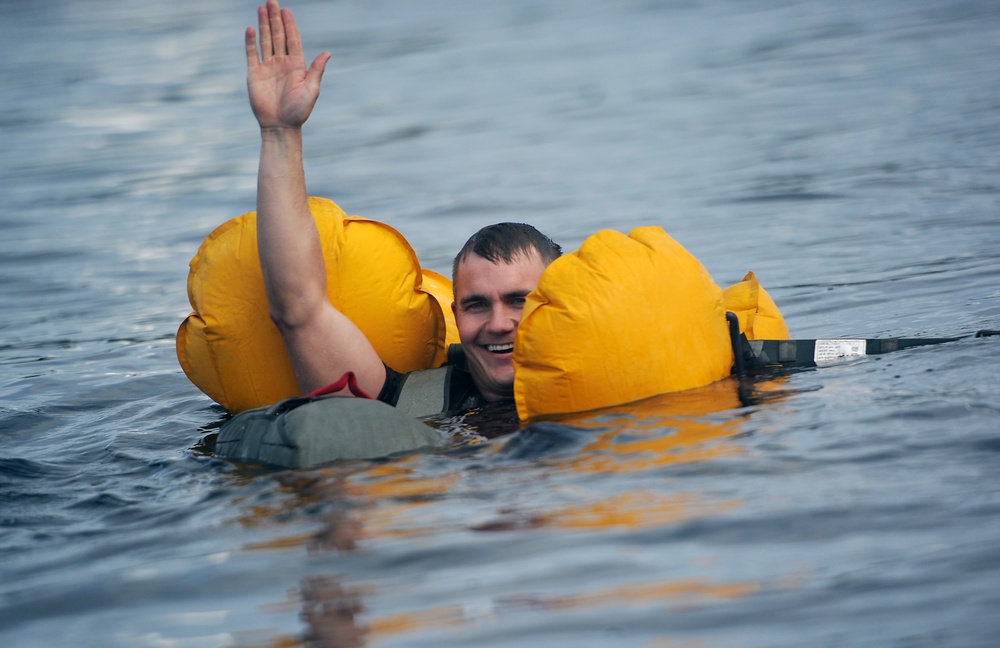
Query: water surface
2 1 999 646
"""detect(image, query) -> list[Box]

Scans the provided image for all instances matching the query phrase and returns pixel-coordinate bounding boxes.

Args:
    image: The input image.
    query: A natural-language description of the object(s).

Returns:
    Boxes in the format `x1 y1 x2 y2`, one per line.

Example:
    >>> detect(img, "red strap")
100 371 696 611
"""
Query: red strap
305 372 373 400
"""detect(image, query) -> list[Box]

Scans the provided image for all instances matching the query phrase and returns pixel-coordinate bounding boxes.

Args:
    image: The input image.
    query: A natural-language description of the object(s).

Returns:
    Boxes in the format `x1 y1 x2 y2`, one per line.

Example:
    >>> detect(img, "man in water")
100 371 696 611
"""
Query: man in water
246 0 560 412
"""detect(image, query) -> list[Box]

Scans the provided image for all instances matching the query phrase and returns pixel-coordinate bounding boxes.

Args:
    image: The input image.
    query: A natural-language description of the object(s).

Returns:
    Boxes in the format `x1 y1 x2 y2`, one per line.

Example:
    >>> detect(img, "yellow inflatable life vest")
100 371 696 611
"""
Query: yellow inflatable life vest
178 198 788 419
723 271 790 340
513 226 738 420
176 197 457 414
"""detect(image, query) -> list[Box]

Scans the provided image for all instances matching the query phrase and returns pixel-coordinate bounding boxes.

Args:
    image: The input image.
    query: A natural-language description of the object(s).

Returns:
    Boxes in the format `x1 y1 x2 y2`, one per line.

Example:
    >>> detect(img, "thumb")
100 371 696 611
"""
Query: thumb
306 51 332 91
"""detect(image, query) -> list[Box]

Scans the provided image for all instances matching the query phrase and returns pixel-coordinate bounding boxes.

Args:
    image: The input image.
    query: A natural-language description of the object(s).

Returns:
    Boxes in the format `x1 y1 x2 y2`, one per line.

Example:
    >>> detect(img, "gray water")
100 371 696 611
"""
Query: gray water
2 0 999 646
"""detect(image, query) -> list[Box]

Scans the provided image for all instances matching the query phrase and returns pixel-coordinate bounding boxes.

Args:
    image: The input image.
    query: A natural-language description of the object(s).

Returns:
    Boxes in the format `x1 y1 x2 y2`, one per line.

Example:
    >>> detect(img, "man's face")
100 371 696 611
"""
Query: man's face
452 250 547 402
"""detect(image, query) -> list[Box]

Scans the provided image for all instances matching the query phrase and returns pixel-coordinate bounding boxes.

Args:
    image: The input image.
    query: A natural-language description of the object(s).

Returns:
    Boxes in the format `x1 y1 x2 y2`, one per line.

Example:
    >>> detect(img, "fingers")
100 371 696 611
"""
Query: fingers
268 0 287 57
245 27 259 68
283 7 303 57
257 4 272 59
251 1 311 63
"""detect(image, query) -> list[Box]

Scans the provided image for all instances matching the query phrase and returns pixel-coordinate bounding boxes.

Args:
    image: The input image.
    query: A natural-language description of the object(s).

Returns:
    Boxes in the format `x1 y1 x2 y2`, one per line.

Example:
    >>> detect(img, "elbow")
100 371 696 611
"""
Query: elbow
267 292 322 333
268 306 297 333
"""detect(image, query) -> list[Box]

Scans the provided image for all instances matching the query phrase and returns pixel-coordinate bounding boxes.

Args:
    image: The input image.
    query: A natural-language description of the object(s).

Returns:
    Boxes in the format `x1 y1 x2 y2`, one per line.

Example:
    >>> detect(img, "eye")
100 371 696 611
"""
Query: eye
462 300 488 313
509 296 527 308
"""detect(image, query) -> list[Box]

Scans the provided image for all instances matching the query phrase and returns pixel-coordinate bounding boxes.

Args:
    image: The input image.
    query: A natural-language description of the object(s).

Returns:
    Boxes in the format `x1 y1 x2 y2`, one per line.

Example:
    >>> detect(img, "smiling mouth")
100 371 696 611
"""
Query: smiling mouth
486 343 514 354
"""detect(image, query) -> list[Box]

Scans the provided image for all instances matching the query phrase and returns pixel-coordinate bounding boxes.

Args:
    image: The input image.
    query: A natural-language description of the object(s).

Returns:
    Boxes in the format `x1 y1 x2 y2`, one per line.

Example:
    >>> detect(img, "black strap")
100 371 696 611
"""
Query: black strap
726 312 745 376
447 343 468 370
734 329 997 373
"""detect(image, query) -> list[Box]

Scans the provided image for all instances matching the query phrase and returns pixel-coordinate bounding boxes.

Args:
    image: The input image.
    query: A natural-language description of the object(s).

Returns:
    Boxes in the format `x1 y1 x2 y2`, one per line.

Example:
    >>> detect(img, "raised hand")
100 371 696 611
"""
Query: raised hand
245 0 331 130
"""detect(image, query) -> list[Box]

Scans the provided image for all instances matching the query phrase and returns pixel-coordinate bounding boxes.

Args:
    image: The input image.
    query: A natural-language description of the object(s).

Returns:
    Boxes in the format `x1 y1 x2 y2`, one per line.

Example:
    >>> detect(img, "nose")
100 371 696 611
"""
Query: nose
486 303 517 335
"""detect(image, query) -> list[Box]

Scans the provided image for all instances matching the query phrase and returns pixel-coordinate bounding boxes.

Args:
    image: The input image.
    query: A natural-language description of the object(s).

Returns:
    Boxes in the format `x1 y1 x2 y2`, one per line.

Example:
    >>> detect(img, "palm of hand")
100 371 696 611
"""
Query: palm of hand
249 55 316 129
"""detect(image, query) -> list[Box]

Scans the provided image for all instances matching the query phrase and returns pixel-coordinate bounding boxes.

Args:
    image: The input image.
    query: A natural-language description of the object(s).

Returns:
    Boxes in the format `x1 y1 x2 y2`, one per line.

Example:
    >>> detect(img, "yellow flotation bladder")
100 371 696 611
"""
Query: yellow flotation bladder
723 271 790 340
179 199 788 419
177 197 457 414
513 227 738 420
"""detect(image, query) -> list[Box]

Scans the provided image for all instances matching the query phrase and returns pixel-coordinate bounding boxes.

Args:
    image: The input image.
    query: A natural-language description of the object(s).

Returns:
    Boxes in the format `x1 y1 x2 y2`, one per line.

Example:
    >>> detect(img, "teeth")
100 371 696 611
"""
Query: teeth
487 343 514 353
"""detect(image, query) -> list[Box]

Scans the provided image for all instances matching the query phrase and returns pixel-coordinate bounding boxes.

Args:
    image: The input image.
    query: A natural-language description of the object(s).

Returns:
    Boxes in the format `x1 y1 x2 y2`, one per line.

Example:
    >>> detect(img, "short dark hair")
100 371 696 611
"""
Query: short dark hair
452 222 562 285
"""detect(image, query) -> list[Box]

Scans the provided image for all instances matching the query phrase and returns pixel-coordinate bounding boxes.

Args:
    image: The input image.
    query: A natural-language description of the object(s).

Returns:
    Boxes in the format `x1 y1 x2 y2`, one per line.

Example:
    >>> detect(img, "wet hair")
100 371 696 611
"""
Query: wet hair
452 222 562 286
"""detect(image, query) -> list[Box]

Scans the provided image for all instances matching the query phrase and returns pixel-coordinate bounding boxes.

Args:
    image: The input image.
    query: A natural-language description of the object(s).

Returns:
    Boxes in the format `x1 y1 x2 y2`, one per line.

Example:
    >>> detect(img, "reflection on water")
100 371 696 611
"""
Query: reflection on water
230 377 798 646
355 575 759 645
540 379 751 472
473 489 740 533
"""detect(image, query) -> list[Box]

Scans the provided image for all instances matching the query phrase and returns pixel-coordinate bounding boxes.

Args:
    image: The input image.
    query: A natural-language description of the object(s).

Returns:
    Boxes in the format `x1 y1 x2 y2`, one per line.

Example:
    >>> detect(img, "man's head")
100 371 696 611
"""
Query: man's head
451 223 561 402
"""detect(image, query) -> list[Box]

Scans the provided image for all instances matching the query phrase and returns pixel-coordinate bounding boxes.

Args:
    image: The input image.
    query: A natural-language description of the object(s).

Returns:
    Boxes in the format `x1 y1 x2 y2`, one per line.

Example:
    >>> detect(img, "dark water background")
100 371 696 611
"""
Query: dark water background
2 0 999 645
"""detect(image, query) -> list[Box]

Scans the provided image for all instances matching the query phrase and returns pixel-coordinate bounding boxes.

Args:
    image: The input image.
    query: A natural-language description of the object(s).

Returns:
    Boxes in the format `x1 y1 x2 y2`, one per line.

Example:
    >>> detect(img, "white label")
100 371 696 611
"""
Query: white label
814 339 867 364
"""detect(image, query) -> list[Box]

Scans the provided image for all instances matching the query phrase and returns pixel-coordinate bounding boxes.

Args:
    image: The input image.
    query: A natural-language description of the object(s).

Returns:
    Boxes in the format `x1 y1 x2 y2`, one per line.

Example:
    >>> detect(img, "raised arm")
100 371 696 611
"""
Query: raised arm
246 0 386 397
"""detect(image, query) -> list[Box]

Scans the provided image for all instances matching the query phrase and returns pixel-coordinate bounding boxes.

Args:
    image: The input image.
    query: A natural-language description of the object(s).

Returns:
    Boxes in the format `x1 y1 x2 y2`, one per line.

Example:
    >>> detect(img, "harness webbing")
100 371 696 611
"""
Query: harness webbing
733 328 998 373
